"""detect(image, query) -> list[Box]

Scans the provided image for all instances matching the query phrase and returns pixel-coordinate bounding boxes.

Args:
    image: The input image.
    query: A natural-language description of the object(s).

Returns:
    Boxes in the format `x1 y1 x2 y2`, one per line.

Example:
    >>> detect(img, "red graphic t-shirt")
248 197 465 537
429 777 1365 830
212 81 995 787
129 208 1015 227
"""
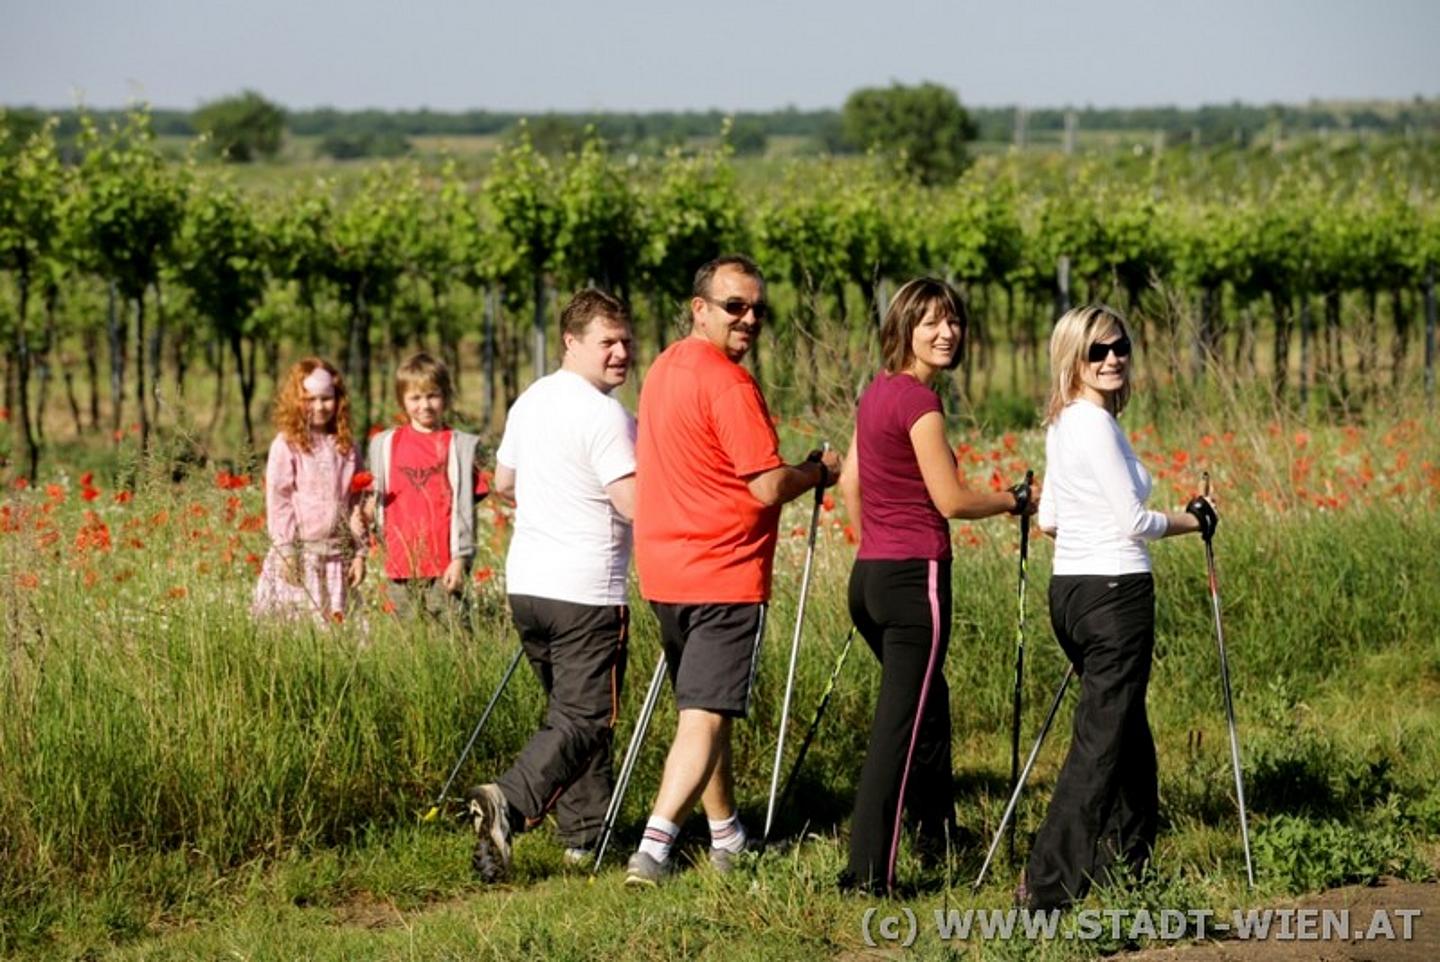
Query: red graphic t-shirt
384 426 453 579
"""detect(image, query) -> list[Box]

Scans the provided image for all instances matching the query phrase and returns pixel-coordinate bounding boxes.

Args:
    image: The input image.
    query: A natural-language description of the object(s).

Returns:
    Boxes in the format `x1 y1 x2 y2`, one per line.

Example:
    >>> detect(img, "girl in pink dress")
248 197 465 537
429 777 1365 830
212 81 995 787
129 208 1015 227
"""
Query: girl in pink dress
252 358 368 621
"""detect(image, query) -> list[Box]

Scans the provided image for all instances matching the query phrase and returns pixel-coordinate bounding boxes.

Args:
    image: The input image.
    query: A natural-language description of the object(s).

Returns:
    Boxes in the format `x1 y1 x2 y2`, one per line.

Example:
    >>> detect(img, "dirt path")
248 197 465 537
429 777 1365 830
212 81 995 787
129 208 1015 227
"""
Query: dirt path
1122 878 1440 962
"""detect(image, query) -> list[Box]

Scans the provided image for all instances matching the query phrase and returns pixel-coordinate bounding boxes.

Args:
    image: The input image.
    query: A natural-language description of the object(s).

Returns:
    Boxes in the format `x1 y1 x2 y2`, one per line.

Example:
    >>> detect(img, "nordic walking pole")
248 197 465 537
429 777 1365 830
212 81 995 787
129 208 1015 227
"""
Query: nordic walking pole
1007 469 1034 862
762 445 830 847
776 627 856 816
974 666 1074 890
593 656 668 872
421 643 525 821
1189 473 1254 888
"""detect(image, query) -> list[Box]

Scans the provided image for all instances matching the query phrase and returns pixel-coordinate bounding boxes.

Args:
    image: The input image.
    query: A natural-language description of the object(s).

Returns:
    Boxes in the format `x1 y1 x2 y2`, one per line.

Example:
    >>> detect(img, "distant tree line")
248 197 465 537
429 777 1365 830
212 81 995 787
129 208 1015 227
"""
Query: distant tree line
5 95 1437 161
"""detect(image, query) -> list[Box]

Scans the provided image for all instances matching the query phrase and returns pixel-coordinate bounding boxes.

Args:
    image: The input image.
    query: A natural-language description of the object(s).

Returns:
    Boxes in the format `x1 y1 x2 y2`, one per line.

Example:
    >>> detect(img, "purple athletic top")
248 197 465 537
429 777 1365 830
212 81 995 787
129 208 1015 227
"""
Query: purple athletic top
856 371 951 561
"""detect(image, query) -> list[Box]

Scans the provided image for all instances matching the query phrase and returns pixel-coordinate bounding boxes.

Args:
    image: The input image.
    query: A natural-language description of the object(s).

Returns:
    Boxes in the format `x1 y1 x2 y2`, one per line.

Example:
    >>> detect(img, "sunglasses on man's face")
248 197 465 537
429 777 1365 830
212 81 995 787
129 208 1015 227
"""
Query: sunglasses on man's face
706 296 769 322
1087 336 1132 363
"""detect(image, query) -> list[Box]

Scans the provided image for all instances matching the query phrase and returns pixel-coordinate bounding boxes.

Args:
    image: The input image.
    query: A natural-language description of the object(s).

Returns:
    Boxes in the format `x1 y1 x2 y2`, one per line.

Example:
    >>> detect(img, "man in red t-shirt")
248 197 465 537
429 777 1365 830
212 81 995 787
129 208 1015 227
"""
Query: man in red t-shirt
624 255 841 885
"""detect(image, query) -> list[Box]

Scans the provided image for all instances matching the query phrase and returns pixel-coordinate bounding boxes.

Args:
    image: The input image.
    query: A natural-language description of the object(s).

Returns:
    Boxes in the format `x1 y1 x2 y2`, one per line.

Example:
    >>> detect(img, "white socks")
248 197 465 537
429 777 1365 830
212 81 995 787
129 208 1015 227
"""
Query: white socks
708 812 747 854
638 815 679 863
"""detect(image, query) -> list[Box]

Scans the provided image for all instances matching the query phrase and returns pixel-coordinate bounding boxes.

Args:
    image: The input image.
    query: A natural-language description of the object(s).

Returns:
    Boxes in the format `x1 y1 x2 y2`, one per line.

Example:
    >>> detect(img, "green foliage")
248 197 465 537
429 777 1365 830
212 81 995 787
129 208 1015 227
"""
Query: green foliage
193 90 286 163
840 81 978 185
71 112 186 300
1253 809 1424 893
510 114 589 157
0 107 47 155
0 118 63 285
176 181 268 335
725 116 769 156
931 178 1023 286
483 125 560 287
553 137 643 296
637 144 745 306
316 130 411 160
264 183 335 300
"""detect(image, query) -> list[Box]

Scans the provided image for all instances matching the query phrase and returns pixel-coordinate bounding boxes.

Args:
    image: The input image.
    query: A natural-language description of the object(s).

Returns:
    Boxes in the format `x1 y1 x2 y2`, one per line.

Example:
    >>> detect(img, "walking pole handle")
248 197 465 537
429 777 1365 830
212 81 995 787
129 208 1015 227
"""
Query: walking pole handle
1186 471 1219 543
1008 469 1034 517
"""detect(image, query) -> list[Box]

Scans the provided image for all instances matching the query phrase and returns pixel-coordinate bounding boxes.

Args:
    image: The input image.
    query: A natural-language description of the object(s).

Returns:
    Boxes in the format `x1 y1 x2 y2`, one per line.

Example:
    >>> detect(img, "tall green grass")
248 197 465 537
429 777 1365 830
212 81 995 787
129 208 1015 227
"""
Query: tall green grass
2 399 1437 958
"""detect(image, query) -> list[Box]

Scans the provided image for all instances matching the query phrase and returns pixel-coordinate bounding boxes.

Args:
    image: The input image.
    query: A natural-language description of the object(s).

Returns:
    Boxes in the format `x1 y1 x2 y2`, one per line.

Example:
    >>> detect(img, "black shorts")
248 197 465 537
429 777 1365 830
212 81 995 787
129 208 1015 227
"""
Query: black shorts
649 602 767 717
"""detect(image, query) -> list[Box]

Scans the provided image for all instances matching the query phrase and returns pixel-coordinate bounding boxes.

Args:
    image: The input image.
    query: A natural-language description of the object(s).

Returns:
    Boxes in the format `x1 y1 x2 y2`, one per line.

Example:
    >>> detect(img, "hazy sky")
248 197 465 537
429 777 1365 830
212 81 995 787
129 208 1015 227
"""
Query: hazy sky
4 0 1437 112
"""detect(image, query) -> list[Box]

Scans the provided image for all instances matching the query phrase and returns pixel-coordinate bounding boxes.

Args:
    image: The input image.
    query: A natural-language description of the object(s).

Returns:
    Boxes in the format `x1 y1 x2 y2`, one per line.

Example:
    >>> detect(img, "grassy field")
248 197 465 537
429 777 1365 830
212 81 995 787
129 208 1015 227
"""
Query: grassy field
2 377 1438 959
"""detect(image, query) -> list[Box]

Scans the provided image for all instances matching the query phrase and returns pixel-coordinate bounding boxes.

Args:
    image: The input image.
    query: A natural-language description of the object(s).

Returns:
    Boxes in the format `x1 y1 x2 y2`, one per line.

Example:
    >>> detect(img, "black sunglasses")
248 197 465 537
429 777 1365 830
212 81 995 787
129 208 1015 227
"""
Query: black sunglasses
705 296 769 322
1087 336 1132 363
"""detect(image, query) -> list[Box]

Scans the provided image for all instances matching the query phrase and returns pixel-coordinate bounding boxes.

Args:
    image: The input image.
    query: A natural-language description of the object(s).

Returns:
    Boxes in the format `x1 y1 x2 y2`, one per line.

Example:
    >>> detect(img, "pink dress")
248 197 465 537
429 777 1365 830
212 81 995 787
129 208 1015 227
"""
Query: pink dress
252 433 365 620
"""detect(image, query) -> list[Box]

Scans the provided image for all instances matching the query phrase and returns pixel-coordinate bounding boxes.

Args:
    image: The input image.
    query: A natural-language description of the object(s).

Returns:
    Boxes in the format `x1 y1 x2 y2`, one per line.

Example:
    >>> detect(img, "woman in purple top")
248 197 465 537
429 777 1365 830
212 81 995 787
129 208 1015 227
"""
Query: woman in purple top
837 277 1038 895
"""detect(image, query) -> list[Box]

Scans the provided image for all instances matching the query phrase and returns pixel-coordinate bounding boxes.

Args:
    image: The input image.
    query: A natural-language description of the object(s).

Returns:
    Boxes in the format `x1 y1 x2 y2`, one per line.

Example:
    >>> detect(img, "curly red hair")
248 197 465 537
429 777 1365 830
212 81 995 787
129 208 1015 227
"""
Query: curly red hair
273 358 354 455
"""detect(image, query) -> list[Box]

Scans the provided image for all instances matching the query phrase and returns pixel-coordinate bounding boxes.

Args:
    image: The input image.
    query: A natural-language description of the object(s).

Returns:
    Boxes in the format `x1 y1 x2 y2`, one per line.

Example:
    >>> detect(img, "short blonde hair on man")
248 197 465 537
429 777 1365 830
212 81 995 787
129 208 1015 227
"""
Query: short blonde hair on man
394 352 454 410
1044 304 1132 425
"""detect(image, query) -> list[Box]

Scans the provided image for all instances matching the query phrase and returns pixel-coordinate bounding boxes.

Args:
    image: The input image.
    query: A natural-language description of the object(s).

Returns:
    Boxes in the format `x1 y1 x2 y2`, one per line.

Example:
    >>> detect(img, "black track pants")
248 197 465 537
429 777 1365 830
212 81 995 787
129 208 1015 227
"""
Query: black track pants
845 558 954 893
496 596 628 848
1025 573 1158 909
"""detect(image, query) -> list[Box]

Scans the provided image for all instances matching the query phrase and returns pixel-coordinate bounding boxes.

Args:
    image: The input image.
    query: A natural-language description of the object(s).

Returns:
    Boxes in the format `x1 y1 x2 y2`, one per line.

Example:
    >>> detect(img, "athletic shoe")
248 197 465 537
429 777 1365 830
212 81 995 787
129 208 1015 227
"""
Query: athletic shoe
708 840 750 874
466 784 512 883
562 846 591 868
624 851 672 887
837 869 888 897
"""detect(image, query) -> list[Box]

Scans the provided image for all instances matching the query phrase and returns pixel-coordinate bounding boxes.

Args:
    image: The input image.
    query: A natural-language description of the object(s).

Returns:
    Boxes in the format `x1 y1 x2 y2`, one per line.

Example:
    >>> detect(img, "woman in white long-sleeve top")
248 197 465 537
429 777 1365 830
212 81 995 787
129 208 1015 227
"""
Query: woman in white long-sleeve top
1022 305 1217 910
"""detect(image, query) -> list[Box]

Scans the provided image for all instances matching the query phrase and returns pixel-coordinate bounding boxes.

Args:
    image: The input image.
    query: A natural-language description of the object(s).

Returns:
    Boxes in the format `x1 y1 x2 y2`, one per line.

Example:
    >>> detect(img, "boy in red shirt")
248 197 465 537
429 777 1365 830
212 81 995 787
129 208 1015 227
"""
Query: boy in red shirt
368 353 487 623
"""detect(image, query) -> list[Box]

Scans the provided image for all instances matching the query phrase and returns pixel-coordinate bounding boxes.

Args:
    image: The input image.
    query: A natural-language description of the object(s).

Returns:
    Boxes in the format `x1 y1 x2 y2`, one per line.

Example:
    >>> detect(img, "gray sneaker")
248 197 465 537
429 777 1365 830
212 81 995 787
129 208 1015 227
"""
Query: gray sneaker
709 842 749 874
624 850 672 887
562 846 591 868
466 784 512 883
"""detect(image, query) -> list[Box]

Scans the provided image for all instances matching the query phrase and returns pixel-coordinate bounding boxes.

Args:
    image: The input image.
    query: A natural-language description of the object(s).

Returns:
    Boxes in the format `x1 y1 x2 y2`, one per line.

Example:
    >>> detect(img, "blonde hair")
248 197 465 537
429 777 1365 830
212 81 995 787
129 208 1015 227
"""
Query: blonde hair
393 352 454 411
273 358 354 454
1044 304 1132 425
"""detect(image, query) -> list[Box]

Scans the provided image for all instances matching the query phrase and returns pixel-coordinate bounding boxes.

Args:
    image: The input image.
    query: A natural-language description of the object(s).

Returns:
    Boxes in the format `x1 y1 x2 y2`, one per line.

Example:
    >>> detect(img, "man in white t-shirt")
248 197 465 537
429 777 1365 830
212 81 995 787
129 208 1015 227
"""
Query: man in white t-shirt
467 289 637 883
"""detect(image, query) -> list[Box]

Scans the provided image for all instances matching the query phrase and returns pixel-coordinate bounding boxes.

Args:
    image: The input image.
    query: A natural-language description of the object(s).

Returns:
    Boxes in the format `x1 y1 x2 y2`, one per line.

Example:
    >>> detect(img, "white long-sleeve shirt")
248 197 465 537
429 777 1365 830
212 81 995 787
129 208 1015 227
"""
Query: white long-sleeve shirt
1040 400 1169 576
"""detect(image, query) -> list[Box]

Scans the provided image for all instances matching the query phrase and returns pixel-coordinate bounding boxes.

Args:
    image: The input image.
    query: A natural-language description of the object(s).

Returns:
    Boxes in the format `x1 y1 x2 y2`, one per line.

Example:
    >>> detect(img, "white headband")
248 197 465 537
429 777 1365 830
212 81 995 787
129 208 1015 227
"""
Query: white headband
302 367 336 397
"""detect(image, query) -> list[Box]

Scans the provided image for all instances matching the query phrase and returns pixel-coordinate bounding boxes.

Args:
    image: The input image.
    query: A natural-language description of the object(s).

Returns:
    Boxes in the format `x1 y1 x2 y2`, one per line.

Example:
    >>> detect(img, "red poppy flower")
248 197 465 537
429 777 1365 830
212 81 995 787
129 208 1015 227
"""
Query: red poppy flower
74 512 112 553
473 566 494 583
114 491 133 504
350 471 374 494
81 486 100 502
217 471 251 490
